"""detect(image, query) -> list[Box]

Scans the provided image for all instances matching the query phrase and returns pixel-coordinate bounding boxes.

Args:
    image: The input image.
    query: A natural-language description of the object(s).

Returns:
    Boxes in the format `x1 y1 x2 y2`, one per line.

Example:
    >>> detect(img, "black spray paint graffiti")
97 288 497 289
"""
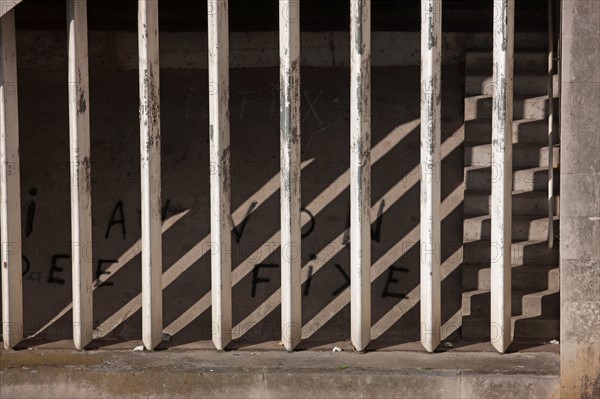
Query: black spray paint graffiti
233 202 258 243
25 188 37 237
105 201 126 240
332 264 350 296
48 254 70 285
21 255 31 276
303 265 314 296
382 265 410 298
342 200 385 245
254 261 408 299
251 263 278 297
95 259 117 287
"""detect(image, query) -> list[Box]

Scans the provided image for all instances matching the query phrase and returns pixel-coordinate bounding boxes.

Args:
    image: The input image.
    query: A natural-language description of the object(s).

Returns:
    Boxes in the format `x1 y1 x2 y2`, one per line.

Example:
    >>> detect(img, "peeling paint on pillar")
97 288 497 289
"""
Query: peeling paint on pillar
280 0 302 352
67 0 93 350
0 9 23 350
350 0 371 352
420 0 442 353
208 0 233 351
138 0 163 351
491 0 514 354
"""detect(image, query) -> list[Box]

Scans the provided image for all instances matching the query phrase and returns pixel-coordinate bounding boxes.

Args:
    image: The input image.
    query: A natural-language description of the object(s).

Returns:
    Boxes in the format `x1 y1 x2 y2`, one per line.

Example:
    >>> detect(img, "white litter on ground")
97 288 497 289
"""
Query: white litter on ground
332 347 343 352
133 345 145 352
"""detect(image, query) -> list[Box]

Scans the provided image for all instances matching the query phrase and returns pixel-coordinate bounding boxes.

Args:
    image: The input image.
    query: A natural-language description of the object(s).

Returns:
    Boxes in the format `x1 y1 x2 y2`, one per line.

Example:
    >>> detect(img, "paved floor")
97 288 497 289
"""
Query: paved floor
0 347 559 398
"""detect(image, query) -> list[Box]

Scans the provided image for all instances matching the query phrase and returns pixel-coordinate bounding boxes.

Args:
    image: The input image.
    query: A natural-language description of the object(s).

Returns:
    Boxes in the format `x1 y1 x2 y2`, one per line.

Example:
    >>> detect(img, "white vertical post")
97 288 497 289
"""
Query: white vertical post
491 0 514 353
208 0 232 351
350 0 371 352
0 10 22 350
547 0 554 249
138 0 162 350
420 0 442 353
67 0 93 350
279 0 301 352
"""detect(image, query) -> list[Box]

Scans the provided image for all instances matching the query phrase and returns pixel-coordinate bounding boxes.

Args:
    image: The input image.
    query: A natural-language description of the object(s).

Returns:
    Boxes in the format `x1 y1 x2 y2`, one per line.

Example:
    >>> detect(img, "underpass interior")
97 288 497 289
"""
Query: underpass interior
0 0 560 352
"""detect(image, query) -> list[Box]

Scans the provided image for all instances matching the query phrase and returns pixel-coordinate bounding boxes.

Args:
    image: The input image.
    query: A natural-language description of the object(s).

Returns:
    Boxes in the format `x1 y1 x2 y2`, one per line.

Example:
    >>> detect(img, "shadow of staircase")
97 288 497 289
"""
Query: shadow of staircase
460 34 560 343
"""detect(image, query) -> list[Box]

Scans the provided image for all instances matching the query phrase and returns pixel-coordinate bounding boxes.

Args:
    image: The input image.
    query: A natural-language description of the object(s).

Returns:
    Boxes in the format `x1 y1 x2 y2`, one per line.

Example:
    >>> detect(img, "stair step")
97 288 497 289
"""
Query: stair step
464 215 558 241
463 239 559 265
465 166 560 191
464 118 560 144
465 95 558 120
466 50 549 75
465 143 560 168
465 75 558 96
464 190 559 217
461 316 560 342
462 264 559 291
462 289 560 318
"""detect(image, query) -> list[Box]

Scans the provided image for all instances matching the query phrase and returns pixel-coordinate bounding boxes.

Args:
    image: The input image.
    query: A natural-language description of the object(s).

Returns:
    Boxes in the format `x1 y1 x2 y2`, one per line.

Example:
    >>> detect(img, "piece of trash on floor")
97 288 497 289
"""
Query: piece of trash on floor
333 346 343 352
277 341 284 346
133 345 145 352
549 340 559 344
444 342 453 348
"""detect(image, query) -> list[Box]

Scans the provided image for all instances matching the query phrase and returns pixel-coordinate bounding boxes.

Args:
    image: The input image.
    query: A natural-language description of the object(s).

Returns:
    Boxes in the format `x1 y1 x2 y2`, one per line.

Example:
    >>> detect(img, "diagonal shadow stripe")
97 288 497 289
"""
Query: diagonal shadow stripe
163 119 422 336
240 178 463 341
93 159 315 338
28 210 189 340
228 128 463 340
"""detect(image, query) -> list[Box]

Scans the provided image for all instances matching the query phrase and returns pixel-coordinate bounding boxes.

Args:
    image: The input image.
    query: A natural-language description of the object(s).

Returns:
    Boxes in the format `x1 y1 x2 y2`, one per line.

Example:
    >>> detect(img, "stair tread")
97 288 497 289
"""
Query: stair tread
464 189 558 196
464 214 559 223
465 141 558 148
466 117 557 124
466 165 558 172
463 288 559 296
463 315 560 322
466 49 548 54
466 93 556 100
463 238 558 246
467 73 554 78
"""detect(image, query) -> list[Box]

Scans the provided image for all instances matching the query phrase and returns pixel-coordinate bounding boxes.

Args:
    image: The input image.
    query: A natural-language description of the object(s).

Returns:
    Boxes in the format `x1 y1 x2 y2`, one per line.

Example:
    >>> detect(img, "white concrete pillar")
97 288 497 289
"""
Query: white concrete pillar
279 0 302 352
547 0 554 249
138 0 163 350
208 0 232 351
67 0 93 350
350 0 371 352
0 10 23 350
420 0 442 353
491 0 514 353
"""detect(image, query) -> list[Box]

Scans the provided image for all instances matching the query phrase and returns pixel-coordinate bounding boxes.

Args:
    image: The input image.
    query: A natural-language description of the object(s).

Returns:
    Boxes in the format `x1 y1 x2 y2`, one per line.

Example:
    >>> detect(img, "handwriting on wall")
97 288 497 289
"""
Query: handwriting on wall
21 194 406 298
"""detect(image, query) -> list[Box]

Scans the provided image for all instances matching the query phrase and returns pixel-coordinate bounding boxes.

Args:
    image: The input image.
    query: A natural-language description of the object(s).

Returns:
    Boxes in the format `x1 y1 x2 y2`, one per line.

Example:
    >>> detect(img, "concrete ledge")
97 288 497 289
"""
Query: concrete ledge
0 350 559 398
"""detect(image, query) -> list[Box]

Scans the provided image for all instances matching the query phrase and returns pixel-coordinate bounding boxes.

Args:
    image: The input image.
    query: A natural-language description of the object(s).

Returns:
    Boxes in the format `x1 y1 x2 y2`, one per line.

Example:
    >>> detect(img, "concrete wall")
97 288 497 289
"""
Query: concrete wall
560 1 600 398
0 27 465 347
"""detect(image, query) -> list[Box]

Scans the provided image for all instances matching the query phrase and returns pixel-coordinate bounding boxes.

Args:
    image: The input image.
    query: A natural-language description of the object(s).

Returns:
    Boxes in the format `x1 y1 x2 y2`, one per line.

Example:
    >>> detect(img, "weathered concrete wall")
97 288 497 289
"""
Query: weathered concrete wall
560 1 600 398
0 28 465 347
14 30 465 70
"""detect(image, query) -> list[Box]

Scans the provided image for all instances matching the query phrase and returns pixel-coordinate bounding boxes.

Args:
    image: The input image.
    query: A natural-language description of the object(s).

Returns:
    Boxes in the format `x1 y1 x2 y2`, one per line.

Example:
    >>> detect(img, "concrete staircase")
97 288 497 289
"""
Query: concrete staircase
461 40 560 343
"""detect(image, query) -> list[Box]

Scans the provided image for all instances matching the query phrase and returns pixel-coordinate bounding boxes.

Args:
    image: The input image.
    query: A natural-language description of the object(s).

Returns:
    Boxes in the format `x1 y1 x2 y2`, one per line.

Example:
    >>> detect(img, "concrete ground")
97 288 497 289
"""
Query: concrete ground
0 347 560 398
